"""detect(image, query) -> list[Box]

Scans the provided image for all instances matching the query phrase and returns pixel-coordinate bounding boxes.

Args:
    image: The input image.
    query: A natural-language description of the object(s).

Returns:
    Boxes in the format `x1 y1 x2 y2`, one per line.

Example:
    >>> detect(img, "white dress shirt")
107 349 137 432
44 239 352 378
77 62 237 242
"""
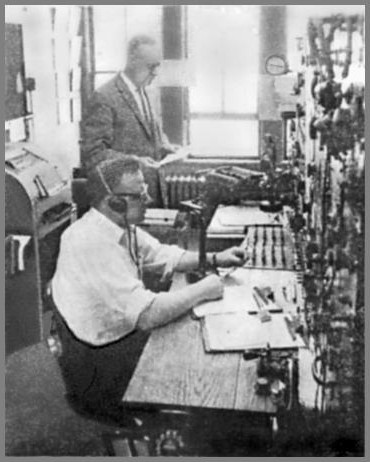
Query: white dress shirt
52 208 185 346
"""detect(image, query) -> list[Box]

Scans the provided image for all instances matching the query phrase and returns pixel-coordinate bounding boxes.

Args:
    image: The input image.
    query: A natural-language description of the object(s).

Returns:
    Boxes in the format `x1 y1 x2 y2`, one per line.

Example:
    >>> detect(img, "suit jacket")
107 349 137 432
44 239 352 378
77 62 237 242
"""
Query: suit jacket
81 74 167 205
81 73 166 171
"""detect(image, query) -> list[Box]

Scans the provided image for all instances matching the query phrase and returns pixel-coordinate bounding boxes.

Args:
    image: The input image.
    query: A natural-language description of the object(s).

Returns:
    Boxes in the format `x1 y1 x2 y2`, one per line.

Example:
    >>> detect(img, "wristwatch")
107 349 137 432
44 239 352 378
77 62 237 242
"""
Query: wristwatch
212 253 218 268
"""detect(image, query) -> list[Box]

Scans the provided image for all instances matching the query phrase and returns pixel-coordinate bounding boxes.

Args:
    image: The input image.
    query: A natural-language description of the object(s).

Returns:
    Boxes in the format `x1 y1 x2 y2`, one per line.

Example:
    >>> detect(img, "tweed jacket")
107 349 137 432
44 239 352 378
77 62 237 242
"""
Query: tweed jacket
81 73 165 173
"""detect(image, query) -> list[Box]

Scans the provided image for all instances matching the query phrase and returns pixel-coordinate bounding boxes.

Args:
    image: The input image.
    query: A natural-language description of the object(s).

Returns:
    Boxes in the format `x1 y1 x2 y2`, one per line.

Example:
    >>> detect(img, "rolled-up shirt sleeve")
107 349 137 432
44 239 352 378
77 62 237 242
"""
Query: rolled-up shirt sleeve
137 227 186 278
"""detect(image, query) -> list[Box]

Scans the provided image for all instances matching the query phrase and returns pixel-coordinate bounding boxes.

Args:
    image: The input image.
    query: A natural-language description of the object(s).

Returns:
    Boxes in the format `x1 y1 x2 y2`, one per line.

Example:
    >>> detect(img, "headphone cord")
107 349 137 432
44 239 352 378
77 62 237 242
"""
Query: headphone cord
133 226 142 279
124 215 141 278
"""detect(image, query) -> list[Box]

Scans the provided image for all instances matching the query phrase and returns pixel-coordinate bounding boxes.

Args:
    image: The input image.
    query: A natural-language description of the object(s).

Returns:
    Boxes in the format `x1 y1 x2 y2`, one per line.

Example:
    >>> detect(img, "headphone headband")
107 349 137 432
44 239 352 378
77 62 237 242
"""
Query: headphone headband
96 163 128 214
96 164 112 195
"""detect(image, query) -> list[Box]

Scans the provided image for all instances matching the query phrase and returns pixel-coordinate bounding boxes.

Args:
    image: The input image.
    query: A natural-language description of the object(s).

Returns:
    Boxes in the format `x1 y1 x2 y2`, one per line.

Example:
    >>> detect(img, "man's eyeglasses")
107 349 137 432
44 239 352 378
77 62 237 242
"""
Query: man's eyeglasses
113 184 150 202
148 62 160 74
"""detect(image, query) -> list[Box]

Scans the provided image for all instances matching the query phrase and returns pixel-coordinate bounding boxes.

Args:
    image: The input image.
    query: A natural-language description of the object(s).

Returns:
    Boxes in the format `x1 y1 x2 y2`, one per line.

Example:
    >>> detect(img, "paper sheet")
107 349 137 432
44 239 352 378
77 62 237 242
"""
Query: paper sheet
202 312 305 352
144 208 178 224
225 268 304 312
216 206 281 227
193 267 303 318
158 147 190 166
193 284 258 318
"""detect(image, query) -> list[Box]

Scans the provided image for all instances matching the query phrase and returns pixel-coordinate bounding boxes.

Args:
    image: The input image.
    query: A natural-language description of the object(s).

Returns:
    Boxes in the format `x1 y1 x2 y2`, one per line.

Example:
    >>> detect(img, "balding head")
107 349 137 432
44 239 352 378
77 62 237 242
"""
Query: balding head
124 34 161 88
127 35 157 60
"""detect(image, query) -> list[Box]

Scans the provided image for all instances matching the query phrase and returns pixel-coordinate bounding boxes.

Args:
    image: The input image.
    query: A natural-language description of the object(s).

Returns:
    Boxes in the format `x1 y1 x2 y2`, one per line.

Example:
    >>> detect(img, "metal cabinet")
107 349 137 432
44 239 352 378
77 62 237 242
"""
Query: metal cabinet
5 142 75 355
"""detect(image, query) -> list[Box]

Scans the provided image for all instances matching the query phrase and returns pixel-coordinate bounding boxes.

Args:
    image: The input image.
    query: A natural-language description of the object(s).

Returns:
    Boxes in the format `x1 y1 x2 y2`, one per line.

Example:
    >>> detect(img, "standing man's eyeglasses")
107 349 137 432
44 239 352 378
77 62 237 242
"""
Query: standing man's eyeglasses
148 62 160 74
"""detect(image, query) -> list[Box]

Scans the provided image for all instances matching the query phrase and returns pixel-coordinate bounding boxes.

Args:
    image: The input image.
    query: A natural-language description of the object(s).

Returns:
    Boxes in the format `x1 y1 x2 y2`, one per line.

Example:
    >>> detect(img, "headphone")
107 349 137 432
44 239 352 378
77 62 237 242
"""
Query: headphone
96 164 128 214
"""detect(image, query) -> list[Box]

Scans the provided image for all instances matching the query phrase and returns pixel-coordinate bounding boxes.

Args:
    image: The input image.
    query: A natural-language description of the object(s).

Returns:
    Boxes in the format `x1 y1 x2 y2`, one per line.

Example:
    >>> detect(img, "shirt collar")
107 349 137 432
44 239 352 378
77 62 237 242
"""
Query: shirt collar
88 207 125 243
120 71 141 94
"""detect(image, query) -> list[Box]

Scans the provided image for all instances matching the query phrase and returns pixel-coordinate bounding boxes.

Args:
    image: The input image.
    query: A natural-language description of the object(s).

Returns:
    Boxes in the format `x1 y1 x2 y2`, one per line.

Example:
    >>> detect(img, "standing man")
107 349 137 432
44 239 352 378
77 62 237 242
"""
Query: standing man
81 35 174 205
52 156 246 422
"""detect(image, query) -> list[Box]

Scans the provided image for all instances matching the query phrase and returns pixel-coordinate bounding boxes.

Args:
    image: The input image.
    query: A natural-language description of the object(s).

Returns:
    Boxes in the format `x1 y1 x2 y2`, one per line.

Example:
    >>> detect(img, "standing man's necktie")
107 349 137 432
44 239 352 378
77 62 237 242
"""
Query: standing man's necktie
137 87 152 129
137 87 161 160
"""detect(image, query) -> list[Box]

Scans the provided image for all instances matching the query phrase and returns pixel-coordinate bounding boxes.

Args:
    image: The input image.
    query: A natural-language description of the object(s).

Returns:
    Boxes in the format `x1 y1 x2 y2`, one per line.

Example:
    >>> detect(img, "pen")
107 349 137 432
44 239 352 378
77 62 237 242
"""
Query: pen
221 252 250 280
220 266 237 280
253 293 263 310
282 286 288 301
253 288 272 322
253 286 269 306
293 283 298 304
243 254 252 268
284 316 297 341
253 287 283 313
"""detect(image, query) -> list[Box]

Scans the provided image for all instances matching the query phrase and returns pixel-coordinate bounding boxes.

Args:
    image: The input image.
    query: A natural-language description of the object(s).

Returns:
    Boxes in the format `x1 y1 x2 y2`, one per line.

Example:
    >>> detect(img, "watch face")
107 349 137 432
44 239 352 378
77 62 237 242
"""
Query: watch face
265 55 288 75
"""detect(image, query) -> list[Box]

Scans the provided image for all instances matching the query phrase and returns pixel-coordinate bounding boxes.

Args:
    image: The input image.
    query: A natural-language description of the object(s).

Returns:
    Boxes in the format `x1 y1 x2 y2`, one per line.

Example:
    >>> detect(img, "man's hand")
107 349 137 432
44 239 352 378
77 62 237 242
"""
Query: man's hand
199 274 224 301
215 246 247 268
140 156 160 169
159 144 177 159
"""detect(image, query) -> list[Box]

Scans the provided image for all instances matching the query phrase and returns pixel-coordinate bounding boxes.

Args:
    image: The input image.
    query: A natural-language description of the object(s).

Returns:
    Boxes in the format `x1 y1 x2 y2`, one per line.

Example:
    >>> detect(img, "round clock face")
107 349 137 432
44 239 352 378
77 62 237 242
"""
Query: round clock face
265 55 288 76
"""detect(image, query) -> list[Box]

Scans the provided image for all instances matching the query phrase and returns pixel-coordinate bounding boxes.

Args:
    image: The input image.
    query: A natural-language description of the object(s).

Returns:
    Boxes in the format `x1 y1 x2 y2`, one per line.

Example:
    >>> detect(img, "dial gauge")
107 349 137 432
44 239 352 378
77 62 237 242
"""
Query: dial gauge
265 55 288 76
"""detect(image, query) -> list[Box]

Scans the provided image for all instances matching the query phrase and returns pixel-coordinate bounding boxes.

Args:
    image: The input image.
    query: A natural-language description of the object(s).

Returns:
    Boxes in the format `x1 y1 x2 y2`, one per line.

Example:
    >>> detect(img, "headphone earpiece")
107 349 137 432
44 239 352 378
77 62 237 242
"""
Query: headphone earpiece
97 164 127 214
107 196 127 214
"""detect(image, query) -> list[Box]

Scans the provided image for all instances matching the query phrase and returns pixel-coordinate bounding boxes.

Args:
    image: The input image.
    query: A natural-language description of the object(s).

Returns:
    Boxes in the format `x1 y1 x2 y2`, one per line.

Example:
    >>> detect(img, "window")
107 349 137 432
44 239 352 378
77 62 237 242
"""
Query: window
93 5 162 89
187 6 260 158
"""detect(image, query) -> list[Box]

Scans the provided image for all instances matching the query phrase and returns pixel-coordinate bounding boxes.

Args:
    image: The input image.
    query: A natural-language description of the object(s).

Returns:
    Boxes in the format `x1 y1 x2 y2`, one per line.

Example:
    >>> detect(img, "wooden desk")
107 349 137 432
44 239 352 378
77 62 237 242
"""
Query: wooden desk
123 273 276 415
121 222 317 455
124 210 317 416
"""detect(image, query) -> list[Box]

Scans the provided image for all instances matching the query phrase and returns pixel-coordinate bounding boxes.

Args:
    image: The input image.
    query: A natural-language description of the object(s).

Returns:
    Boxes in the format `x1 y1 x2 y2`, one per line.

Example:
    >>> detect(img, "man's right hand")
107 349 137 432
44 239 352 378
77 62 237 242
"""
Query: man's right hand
199 274 224 301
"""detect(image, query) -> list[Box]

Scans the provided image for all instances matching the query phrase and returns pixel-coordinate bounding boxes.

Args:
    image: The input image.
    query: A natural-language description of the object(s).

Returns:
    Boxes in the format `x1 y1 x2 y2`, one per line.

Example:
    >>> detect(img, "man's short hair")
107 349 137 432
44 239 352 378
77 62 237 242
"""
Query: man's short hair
127 34 156 58
88 156 141 207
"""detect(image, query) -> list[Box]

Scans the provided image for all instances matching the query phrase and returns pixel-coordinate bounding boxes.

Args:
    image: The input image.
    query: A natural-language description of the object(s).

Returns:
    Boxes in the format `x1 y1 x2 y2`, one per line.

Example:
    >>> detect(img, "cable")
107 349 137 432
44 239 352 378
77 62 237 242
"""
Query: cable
133 226 142 279
122 213 141 279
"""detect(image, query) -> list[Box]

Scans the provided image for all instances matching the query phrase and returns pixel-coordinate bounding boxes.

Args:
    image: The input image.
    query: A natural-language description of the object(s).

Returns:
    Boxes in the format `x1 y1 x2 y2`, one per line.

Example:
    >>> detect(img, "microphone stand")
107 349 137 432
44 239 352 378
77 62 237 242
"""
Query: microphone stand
180 199 208 283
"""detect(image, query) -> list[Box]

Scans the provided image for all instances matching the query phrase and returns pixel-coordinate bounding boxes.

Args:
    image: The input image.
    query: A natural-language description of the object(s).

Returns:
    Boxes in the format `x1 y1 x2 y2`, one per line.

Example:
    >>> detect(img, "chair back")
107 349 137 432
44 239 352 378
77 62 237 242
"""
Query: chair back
72 178 90 217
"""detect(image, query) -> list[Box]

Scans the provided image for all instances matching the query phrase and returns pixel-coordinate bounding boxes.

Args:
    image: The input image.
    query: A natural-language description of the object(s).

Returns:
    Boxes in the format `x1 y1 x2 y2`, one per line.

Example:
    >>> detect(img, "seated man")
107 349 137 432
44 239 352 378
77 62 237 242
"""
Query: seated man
51 155 245 421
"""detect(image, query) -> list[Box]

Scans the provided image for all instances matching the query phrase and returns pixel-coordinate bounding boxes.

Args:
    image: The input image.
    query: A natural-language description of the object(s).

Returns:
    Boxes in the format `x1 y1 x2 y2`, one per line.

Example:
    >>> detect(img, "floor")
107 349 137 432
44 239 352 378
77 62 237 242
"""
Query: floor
5 341 364 457
5 342 116 456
